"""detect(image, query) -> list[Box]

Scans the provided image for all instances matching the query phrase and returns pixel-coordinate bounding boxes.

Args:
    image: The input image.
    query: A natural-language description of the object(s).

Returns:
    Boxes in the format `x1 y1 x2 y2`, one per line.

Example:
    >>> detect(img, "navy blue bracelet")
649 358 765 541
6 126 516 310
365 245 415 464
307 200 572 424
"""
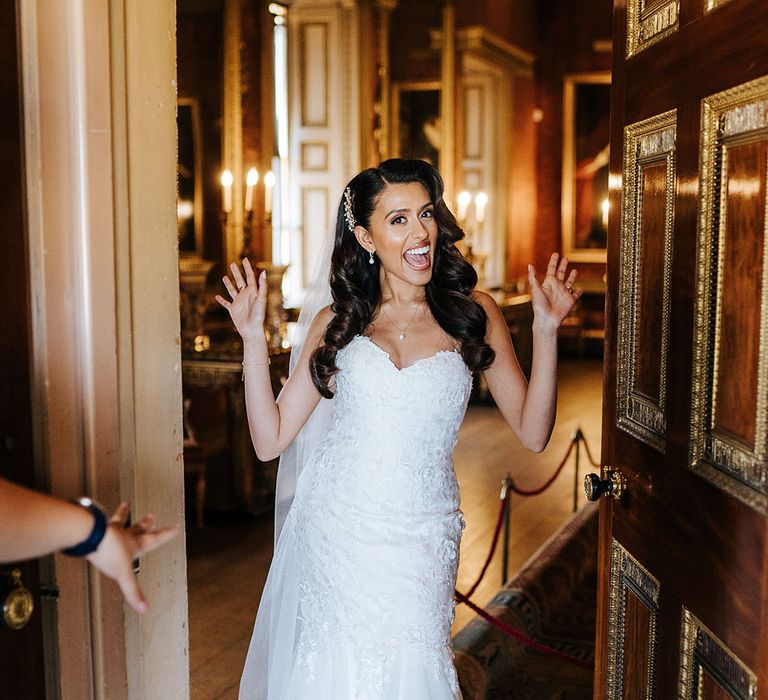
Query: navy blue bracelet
62 498 108 557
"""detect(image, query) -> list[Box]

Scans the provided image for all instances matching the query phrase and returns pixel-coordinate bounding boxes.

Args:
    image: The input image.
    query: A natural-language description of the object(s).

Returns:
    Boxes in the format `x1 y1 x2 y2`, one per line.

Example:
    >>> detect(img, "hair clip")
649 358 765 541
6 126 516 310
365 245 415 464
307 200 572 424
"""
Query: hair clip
343 187 356 232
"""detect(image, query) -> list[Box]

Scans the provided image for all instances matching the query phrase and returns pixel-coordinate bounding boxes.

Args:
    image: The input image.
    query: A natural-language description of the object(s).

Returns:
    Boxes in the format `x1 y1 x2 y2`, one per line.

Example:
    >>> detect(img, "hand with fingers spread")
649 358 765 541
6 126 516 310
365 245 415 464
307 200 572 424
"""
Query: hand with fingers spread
86 503 180 614
527 252 583 332
215 258 269 342
0 477 179 614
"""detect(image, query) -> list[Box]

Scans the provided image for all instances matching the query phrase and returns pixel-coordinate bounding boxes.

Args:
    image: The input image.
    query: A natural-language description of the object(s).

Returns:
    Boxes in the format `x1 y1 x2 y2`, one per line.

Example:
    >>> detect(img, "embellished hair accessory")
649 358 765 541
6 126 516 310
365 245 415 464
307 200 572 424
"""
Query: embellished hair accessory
343 187 356 232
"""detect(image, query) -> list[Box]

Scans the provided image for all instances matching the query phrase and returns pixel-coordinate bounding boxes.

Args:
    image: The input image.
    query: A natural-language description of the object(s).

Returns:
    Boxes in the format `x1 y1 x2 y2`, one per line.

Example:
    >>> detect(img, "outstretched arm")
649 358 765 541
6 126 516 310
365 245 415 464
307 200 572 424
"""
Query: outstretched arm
216 259 330 461
0 477 179 613
475 252 582 452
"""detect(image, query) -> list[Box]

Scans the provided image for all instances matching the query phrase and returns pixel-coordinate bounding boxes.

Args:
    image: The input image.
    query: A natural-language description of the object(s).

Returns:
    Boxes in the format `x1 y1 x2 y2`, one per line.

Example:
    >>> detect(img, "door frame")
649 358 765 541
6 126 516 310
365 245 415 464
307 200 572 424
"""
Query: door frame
16 1 188 697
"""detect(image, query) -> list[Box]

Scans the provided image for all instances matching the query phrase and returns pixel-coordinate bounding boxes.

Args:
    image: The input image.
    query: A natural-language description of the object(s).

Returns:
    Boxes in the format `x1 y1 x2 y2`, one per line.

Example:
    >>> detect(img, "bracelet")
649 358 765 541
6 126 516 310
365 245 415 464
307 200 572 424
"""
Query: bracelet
62 498 108 557
242 359 271 381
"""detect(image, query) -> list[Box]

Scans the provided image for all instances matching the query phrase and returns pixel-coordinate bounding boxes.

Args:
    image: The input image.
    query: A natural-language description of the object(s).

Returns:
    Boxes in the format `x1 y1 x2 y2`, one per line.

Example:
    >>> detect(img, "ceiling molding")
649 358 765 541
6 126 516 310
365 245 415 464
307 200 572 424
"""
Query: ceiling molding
430 25 535 71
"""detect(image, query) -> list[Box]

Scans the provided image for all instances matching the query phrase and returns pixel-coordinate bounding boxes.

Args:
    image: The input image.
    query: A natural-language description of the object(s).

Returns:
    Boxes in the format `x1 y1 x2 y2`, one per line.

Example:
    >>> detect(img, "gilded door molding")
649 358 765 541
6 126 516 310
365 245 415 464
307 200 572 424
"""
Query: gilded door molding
607 541 660 699
690 75 768 513
678 608 757 699
617 110 676 452
626 0 679 58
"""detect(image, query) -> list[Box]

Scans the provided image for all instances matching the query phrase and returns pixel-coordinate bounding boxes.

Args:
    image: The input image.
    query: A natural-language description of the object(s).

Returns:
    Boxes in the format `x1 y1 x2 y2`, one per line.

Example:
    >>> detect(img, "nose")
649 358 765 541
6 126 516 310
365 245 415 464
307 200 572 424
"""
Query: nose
416 215 432 235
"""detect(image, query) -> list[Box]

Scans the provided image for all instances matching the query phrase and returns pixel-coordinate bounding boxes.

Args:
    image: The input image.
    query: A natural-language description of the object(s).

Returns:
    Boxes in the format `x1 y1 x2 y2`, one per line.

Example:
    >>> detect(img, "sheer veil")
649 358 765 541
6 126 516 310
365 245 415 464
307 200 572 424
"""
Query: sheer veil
273 219 336 545
239 218 336 699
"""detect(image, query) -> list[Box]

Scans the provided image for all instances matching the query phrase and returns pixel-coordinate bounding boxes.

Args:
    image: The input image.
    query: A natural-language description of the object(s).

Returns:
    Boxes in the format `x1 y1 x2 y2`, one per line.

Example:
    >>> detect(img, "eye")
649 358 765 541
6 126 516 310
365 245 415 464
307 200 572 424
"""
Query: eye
391 215 407 225
421 209 434 219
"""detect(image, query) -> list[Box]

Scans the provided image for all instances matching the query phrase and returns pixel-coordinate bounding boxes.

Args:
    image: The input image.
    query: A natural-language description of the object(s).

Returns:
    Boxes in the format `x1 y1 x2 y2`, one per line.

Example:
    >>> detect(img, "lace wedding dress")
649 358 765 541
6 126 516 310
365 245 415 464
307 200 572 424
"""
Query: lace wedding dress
239 334 472 699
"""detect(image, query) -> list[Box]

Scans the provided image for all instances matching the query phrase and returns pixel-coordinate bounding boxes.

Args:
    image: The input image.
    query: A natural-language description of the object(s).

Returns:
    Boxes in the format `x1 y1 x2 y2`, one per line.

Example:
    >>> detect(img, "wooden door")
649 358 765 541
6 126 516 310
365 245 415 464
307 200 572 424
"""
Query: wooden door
0 0 48 697
595 0 768 697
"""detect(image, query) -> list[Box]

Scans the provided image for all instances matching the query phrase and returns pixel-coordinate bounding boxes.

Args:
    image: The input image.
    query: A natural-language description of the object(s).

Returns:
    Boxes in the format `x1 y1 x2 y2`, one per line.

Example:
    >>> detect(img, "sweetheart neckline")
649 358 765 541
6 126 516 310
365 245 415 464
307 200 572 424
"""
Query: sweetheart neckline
353 334 465 373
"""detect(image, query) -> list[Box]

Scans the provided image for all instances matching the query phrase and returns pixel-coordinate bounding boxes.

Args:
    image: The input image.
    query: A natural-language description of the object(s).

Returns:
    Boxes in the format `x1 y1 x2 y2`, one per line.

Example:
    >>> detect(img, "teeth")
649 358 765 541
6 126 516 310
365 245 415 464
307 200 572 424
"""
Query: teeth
405 245 430 256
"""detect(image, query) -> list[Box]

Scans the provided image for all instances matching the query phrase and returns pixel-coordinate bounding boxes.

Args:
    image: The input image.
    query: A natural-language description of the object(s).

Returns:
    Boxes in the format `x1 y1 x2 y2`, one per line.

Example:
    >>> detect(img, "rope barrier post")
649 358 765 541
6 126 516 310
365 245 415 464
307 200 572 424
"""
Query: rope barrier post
500 475 510 586
572 427 582 513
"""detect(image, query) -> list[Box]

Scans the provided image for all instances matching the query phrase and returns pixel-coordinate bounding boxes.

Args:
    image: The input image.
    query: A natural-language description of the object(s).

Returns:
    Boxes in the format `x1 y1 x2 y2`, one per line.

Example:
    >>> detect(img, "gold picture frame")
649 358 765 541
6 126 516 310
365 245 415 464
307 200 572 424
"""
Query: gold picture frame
391 81 442 168
562 72 611 263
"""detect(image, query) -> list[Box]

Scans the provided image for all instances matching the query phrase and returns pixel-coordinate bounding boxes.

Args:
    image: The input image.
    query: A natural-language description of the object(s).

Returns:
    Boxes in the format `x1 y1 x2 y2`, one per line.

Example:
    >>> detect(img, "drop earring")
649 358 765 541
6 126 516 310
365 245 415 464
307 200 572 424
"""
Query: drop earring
369 250 375 265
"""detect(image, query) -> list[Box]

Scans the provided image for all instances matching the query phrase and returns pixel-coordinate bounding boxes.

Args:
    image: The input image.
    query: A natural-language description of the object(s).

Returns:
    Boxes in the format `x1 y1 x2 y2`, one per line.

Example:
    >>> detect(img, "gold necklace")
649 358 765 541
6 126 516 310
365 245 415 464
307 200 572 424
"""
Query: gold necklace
379 303 422 341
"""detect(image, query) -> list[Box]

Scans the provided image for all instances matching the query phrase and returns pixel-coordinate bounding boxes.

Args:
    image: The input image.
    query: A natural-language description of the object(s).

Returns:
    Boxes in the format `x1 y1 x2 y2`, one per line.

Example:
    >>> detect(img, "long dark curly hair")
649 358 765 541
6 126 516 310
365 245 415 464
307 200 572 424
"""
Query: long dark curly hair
310 158 495 398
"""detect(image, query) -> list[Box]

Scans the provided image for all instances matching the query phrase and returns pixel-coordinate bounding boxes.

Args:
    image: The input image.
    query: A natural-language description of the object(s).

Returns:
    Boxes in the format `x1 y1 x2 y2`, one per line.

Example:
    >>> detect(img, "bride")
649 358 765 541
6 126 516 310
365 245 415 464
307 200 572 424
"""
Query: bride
216 158 581 699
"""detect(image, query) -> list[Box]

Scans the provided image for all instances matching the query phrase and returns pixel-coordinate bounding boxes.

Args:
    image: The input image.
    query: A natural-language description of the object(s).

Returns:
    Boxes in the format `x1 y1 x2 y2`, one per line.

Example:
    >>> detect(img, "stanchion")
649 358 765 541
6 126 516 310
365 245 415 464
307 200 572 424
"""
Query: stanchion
572 427 582 513
501 476 510 585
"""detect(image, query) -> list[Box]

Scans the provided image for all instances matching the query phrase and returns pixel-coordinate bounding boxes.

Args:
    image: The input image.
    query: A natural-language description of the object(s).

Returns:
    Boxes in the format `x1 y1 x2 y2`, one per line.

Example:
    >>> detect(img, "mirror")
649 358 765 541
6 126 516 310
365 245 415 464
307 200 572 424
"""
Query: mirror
177 98 203 255
561 72 611 263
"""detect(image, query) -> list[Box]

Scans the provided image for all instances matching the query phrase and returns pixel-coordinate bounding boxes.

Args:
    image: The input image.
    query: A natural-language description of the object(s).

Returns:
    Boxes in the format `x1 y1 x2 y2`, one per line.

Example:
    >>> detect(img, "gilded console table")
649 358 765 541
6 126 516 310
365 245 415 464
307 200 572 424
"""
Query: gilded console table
182 345 290 514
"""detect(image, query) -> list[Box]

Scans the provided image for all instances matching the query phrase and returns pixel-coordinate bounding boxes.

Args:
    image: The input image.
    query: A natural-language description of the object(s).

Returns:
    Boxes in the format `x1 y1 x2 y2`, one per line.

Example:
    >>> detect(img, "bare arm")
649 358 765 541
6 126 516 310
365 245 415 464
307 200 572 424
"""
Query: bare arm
0 478 95 560
0 477 179 612
216 259 331 461
476 252 582 453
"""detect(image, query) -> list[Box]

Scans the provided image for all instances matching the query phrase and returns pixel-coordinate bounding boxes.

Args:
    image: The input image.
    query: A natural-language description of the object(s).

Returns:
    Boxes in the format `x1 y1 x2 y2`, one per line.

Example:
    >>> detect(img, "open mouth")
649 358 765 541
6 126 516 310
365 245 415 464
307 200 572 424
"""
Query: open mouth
403 244 431 272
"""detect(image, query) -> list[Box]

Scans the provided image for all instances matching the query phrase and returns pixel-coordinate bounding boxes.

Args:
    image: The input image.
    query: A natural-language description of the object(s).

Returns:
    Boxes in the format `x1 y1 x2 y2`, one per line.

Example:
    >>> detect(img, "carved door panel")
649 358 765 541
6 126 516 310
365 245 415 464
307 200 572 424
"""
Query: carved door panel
596 0 768 697
0 0 48 697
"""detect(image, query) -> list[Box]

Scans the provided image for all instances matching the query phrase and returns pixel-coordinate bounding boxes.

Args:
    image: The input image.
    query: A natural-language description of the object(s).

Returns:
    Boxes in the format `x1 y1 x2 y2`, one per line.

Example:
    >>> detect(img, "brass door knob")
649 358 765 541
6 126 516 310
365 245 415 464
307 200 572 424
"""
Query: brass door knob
584 470 626 501
2 569 34 630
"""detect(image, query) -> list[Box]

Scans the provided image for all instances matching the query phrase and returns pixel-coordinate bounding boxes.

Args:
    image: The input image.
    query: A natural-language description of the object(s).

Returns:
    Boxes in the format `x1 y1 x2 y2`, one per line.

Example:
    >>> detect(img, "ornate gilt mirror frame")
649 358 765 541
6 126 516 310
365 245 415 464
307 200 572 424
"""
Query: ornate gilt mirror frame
561 71 611 263
177 97 204 257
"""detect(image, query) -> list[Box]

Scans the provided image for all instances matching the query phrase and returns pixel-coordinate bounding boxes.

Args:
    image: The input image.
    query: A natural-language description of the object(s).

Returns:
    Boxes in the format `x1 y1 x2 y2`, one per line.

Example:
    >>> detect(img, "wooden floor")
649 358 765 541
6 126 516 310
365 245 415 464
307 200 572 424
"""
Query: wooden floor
186 356 604 699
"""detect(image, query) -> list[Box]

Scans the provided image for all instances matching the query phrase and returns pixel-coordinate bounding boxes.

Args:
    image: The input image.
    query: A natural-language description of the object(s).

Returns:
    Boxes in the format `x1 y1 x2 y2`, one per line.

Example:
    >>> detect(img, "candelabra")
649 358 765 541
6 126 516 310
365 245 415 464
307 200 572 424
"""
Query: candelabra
456 190 489 288
220 171 289 351
179 255 215 349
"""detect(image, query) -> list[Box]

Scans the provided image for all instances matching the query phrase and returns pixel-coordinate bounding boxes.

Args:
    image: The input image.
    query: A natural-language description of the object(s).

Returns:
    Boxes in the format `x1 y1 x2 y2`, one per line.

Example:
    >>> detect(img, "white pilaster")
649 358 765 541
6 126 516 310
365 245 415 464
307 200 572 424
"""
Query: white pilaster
285 0 363 303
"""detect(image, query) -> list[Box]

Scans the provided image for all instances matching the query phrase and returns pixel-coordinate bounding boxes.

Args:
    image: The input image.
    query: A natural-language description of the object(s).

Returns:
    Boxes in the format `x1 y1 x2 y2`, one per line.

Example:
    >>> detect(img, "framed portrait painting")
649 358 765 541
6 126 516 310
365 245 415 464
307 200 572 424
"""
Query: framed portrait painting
391 81 441 168
562 72 611 263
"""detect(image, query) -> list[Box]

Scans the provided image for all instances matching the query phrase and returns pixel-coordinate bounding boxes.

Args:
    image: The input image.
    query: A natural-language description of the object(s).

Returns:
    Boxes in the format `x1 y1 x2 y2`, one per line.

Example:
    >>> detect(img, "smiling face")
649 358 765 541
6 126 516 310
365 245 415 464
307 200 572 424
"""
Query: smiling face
354 181 438 287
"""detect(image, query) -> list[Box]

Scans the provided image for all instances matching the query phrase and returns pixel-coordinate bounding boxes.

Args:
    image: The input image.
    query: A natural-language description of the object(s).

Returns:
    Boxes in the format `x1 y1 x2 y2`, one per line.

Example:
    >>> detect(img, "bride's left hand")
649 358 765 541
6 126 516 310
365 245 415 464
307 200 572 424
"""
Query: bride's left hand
528 252 583 332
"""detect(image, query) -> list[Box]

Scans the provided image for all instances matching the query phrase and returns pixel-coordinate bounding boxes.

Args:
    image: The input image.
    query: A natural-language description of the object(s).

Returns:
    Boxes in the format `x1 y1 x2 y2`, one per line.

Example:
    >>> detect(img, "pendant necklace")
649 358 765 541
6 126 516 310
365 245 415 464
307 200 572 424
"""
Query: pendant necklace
380 303 421 341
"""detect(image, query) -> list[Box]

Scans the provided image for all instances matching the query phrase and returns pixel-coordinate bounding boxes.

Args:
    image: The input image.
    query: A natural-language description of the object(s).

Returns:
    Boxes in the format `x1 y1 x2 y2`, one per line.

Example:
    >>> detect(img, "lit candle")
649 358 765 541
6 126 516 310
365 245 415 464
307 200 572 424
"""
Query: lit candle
177 200 194 220
264 170 275 215
244 168 259 211
475 191 488 224
220 169 233 213
457 191 471 222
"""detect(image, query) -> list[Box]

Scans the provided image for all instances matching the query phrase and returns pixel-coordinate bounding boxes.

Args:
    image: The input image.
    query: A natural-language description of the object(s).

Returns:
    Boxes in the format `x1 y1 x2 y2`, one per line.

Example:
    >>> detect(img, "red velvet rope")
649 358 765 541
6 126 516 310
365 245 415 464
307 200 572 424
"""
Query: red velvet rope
453 590 593 669
579 433 600 468
507 438 576 496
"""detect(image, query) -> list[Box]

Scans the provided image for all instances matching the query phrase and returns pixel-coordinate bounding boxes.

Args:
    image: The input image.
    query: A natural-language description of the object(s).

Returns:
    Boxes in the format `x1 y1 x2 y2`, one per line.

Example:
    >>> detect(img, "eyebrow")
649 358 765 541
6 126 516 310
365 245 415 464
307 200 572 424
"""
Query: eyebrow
385 202 433 218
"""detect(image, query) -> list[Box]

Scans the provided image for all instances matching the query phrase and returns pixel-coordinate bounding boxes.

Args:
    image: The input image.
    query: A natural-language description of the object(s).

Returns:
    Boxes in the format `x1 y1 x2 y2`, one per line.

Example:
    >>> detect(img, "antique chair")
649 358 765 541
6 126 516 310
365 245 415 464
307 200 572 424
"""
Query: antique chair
182 384 230 528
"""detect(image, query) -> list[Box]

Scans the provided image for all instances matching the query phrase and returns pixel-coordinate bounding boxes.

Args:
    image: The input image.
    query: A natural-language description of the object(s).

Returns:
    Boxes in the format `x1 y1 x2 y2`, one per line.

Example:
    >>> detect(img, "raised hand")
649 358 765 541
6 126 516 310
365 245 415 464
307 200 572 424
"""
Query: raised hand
215 258 268 342
528 252 583 332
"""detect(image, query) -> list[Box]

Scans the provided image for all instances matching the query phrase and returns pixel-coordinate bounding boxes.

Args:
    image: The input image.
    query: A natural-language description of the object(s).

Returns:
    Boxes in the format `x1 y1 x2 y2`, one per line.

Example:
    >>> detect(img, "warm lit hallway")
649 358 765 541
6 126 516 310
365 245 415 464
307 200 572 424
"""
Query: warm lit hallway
5 0 768 694
186 355 603 699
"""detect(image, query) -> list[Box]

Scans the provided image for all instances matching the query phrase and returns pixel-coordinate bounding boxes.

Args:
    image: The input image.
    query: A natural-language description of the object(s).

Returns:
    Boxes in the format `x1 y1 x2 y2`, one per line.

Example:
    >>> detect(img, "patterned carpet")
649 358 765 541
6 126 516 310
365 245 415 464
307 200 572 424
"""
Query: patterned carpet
453 502 598 699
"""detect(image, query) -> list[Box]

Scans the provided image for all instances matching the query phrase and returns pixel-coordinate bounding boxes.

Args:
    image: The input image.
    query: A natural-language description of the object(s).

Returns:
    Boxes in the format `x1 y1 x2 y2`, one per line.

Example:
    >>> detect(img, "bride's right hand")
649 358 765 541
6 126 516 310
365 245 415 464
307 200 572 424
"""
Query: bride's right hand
215 258 268 342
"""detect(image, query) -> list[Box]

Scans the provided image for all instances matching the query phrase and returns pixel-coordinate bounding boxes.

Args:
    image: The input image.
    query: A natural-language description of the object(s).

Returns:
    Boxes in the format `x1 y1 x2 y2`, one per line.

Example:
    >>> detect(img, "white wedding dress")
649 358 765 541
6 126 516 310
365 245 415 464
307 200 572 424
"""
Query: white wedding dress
239 333 472 699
